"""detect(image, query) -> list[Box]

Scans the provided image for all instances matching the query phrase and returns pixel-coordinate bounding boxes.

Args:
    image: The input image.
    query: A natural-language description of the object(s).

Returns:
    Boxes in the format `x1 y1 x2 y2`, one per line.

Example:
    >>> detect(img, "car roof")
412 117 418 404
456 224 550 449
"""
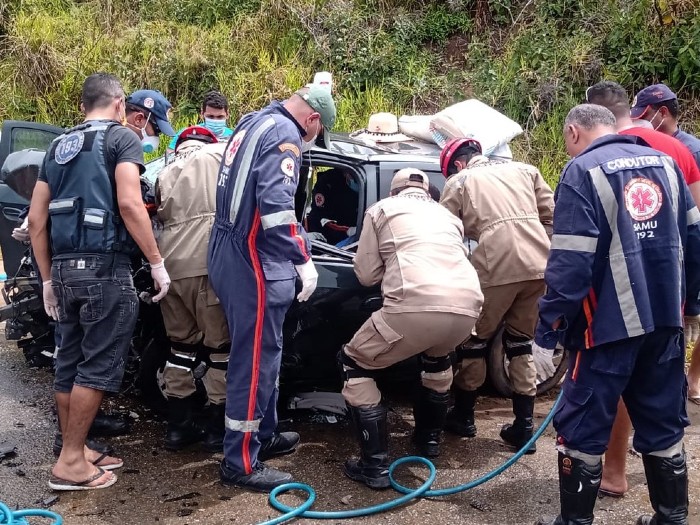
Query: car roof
325 133 441 165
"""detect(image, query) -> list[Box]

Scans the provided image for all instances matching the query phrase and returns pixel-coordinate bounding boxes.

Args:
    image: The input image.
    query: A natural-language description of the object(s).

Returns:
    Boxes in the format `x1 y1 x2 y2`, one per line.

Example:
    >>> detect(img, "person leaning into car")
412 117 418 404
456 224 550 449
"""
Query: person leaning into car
439 137 554 454
340 168 483 490
28 73 173 491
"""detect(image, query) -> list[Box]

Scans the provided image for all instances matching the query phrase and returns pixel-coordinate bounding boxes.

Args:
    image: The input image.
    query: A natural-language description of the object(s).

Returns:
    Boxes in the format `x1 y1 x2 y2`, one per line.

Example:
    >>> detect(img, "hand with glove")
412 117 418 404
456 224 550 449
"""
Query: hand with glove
43 280 59 320
150 260 171 302
684 315 700 346
346 226 356 237
532 342 556 382
12 217 30 243
295 259 318 302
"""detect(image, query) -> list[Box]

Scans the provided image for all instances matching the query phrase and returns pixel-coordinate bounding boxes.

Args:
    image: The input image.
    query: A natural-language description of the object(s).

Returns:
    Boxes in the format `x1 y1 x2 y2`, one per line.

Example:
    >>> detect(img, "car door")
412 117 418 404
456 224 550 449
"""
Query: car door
0 121 63 276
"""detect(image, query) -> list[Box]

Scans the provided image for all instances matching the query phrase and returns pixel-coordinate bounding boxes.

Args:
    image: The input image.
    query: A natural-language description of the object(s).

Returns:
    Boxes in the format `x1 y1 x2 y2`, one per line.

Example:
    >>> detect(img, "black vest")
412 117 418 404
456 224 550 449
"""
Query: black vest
44 120 137 257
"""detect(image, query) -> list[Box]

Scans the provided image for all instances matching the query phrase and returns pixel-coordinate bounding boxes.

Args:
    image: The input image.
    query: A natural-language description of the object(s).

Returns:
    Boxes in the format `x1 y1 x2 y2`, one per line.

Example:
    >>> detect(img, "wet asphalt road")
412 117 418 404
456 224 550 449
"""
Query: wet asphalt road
1 338 699 525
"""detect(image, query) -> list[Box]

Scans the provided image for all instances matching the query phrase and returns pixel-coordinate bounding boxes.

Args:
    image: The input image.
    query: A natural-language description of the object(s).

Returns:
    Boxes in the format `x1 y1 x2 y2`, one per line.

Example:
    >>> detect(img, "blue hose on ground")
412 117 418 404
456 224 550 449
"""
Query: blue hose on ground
0 502 62 525
263 390 562 523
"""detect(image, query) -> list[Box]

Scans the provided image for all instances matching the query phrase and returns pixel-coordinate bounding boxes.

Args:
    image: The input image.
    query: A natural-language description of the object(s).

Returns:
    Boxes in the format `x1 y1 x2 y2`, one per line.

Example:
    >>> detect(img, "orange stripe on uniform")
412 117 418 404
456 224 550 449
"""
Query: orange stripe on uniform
571 350 582 382
242 210 265 475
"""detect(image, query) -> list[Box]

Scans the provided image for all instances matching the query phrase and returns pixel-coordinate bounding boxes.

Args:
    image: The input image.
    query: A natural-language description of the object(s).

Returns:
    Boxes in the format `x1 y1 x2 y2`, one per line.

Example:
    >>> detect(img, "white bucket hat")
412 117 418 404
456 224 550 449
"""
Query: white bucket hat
350 112 411 143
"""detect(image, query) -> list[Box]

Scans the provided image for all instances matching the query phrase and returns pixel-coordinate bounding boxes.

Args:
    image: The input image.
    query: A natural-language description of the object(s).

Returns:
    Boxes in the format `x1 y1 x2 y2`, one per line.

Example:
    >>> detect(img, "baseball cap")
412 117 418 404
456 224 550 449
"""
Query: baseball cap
126 89 176 136
630 84 677 118
390 168 430 193
296 84 336 150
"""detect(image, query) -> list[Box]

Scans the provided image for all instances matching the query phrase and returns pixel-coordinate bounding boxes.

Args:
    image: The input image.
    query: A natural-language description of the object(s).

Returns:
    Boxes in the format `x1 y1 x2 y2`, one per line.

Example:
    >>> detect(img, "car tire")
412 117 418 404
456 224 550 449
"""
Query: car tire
487 325 568 397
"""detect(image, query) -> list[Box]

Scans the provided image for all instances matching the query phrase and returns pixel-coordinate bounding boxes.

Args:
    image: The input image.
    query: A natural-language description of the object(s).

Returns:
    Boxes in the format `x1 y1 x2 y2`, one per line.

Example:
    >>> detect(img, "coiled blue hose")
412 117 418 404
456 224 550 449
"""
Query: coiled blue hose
0 502 62 525
263 390 562 523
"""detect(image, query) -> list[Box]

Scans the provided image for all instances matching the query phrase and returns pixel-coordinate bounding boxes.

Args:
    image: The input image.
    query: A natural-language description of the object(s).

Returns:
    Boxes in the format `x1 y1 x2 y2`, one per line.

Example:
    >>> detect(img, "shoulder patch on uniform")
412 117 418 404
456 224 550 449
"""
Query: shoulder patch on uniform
54 131 84 165
281 158 296 181
315 193 325 207
225 130 247 166
279 142 300 157
624 177 663 221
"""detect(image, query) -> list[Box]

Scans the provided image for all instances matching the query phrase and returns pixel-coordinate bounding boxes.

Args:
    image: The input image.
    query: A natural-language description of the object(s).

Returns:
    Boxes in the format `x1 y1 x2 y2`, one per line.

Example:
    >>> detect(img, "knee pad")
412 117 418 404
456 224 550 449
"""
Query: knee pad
420 353 453 392
503 331 533 359
340 348 379 382
203 344 229 371
340 349 381 406
456 336 488 360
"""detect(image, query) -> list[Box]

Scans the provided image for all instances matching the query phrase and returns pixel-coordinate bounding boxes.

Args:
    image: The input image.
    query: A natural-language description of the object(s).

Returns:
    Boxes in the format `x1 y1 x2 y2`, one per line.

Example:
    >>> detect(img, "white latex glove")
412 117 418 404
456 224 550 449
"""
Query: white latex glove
12 217 30 242
684 315 700 346
42 280 59 321
532 342 556 381
294 259 318 302
150 261 171 302
346 227 357 237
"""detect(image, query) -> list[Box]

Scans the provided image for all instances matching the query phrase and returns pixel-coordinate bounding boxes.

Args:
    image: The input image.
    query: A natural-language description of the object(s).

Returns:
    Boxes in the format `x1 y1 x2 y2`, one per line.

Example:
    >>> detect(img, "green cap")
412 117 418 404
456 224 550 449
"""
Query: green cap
297 84 336 131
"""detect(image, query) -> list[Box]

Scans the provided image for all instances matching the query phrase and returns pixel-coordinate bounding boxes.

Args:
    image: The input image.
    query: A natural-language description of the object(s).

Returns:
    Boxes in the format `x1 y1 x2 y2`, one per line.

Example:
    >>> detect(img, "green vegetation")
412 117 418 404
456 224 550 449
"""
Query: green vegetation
1 0 699 185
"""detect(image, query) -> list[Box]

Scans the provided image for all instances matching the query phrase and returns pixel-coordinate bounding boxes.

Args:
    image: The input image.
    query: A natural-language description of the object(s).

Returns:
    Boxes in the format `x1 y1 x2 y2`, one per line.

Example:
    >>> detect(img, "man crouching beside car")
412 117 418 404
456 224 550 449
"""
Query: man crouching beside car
340 168 484 490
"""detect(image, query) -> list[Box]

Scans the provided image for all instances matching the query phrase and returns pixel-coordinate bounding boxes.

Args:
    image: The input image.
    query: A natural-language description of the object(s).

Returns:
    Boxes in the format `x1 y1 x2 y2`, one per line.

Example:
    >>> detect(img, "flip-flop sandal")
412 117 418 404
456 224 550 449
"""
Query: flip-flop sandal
91 452 123 471
688 396 700 406
598 488 624 498
48 467 117 491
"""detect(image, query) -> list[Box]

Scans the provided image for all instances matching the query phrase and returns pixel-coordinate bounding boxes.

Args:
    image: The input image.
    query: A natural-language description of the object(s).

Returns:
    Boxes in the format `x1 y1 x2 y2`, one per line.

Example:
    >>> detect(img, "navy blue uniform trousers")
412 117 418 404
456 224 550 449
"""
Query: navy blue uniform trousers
208 223 295 475
554 327 689 456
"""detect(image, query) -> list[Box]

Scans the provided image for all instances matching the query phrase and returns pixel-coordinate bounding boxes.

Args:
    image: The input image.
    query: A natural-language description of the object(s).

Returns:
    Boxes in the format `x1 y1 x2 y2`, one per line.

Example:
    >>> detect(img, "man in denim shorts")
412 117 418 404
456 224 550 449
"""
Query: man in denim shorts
29 73 173 491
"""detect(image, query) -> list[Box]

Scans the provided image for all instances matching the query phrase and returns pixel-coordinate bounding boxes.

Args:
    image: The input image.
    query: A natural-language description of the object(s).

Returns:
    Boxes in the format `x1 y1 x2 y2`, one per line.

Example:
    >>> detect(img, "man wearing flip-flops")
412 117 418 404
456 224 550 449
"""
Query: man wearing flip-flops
29 73 173 490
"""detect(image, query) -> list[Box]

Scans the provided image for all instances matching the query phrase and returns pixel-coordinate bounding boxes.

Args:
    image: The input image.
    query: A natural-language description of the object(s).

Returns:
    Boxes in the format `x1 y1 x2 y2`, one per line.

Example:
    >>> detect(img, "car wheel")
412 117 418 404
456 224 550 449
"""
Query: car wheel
487 325 568 397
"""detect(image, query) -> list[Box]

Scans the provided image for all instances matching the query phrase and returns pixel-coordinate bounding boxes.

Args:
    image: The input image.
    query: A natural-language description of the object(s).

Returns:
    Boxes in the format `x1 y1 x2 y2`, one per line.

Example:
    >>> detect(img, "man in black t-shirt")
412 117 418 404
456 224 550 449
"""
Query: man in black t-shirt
29 73 171 491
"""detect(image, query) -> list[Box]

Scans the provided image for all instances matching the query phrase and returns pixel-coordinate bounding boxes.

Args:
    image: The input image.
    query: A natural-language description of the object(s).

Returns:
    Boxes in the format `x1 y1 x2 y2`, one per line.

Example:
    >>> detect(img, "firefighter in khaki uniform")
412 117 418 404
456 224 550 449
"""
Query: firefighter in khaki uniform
341 168 483 490
155 126 230 453
439 138 555 453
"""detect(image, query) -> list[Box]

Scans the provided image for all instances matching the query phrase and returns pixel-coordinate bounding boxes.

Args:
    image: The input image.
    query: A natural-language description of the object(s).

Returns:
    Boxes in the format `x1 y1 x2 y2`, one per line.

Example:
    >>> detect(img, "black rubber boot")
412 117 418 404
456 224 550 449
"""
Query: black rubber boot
88 411 131 437
636 451 689 525
259 432 300 460
500 393 536 454
220 459 292 493
343 405 390 490
413 387 449 458
445 388 478 438
534 452 602 525
202 403 226 453
164 396 205 451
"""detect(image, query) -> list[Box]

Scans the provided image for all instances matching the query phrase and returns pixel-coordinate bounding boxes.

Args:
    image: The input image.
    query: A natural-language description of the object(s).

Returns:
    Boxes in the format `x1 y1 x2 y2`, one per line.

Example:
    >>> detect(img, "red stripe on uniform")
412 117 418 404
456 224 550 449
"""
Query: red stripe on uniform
242 210 265 475
290 223 308 259
587 288 598 309
583 297 594 349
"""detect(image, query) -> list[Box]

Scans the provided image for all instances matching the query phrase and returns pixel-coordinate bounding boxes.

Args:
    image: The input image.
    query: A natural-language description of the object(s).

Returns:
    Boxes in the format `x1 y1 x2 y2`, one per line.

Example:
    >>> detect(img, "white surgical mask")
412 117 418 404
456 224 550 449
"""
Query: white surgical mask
649 109 665 131
302 119 319 152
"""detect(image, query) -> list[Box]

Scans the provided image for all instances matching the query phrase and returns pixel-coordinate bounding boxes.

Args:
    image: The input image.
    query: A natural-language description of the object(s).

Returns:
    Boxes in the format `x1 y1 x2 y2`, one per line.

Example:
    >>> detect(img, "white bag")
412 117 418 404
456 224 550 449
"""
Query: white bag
430 99 523 157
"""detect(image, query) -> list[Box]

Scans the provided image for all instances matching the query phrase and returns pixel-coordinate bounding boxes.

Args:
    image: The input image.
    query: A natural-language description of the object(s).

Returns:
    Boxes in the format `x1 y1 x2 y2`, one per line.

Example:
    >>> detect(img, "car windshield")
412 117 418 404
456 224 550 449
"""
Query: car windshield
143 156 166 184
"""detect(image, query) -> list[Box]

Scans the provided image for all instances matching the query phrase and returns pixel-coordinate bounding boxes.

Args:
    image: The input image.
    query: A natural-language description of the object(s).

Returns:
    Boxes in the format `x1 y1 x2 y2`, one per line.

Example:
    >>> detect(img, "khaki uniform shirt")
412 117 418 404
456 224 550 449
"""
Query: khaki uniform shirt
156 141 226 281
440 155 554 288
354 188 483 316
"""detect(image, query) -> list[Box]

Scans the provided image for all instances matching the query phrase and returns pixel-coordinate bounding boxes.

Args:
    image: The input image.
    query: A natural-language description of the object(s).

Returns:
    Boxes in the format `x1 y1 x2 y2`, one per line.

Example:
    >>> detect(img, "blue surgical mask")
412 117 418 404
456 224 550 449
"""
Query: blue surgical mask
204 117 227 136
348 179 359 193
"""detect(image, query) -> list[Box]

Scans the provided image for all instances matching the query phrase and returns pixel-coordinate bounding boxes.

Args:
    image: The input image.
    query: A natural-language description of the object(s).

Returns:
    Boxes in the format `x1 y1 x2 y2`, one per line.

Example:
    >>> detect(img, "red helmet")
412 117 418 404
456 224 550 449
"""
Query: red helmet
439 137 482 178
174 125 218 153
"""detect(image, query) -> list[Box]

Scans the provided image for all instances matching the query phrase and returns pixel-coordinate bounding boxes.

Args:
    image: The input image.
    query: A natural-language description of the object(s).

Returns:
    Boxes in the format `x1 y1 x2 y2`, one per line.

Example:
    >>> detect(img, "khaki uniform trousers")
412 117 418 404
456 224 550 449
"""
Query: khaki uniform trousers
454 279 544 396
160 275 230 404
343 309 477 407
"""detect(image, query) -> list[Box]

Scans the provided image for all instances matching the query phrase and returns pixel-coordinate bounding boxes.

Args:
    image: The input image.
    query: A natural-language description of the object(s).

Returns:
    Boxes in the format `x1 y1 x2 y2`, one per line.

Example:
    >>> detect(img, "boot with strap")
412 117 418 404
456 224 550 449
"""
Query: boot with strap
501 393 537 453
164 395 205 451
413 386 449 458
636 451 689 525
343 405 390 490
535 452 602 525
445 388 478 437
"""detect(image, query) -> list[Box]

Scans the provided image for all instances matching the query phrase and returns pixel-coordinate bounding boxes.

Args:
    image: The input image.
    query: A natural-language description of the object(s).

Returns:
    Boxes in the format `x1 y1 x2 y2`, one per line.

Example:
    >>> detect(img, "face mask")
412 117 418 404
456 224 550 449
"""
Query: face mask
302 119 320 153
348 179 359 193
141 134 160 154
203 117 227 136
649 109 665 131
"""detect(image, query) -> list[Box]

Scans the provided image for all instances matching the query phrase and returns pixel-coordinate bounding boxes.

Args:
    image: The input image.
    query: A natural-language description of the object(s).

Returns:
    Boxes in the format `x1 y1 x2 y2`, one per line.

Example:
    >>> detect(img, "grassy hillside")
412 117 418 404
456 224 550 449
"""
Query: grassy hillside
1 0 699 185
